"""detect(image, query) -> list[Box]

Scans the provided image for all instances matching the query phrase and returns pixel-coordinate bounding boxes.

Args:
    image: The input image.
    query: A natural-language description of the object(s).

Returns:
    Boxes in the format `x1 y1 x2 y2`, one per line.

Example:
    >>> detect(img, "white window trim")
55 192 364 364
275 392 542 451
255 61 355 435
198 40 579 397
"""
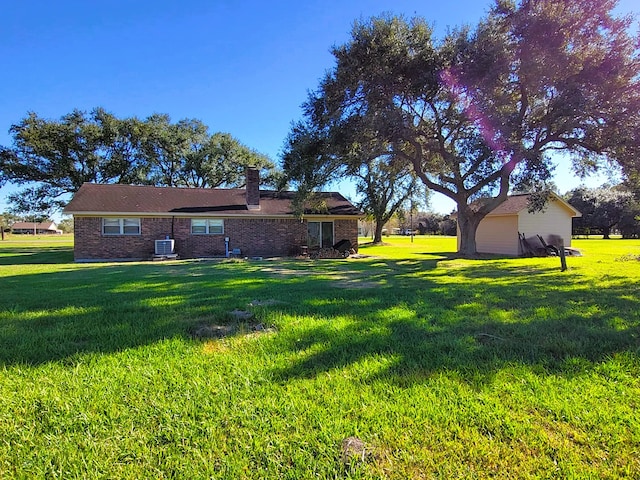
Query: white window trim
102 218 141 236
191 218 224 235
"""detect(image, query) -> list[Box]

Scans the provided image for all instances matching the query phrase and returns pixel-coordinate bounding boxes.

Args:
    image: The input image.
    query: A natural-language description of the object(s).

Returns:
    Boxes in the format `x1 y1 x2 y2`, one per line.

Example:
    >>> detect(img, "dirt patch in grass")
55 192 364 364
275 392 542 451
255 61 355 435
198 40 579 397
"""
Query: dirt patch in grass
199 322 277 355
341 436 372 466
229 309 254 320
263 262 383 287
191 324 236 339
248 299 285 307
190 320 276 340
329 270 385 289
333 279 382 289
261 266 318 277
260 267 380 288
192 300 283 341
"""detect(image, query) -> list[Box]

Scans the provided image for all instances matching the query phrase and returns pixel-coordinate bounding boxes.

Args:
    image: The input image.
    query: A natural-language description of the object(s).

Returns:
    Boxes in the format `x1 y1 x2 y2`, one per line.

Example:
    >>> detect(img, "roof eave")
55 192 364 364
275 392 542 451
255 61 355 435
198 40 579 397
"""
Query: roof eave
484 192 582 218
65 210 364 219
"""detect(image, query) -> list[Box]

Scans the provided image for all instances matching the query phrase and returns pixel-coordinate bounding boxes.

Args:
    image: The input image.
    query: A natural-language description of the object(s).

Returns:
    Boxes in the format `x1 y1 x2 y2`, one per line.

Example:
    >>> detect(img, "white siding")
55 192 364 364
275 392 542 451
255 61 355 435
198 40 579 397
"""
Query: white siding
476 215 520 255
517 199 573 248
461 195 578 255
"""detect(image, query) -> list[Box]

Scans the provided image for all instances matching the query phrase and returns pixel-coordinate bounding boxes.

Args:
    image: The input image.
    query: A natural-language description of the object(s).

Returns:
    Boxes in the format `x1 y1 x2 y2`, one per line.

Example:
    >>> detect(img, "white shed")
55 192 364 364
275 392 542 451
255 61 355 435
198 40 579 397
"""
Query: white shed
459 193 582 256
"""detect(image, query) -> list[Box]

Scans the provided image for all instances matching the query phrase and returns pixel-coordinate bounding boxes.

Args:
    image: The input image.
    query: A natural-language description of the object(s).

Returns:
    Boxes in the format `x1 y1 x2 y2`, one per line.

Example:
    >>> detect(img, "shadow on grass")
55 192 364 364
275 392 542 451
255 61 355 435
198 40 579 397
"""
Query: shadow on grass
269 260 640 385
0 247 638 386
0 257 280 365
0 246 74 265
272 311 639 388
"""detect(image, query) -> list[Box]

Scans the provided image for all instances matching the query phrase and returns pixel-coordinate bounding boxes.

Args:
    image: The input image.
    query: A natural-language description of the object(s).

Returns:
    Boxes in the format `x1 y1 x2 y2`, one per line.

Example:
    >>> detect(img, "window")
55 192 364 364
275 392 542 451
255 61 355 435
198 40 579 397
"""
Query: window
308 221 333 248
102 218 140 235
191 218 224 235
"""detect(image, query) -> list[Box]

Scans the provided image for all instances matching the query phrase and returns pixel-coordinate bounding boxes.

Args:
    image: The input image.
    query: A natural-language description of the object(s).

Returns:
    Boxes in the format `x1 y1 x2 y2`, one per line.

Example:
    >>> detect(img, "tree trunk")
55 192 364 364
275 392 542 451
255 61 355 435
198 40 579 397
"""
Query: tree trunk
456 210 483 257
373 221 385 244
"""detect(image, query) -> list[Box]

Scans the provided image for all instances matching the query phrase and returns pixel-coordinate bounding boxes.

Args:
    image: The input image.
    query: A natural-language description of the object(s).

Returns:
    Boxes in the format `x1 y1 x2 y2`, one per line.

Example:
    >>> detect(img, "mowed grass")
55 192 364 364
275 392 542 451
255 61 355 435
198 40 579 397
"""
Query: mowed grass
0 235 639 478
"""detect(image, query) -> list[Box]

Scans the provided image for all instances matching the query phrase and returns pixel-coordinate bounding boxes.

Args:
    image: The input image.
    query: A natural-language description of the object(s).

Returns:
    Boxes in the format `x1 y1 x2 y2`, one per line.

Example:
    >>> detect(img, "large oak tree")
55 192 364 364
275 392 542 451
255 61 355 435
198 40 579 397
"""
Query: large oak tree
282 117 420 243
291 0 640 256
1 108 275 212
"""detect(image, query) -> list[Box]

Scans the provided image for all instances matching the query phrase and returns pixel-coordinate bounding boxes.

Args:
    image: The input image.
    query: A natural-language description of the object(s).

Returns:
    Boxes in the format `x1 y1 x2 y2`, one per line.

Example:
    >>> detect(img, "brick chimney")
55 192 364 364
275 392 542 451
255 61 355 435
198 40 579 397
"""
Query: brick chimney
246 167 260 210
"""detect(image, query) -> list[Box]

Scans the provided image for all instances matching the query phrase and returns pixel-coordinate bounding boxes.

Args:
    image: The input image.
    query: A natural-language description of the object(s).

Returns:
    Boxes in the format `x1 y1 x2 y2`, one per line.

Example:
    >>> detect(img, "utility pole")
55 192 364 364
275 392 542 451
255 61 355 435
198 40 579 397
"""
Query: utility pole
410 197 414 243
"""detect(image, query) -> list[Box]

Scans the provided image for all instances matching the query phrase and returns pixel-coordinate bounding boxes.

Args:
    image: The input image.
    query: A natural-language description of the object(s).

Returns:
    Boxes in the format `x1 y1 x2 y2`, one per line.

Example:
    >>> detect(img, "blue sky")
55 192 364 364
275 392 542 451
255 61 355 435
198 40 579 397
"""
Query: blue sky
1 0 637 215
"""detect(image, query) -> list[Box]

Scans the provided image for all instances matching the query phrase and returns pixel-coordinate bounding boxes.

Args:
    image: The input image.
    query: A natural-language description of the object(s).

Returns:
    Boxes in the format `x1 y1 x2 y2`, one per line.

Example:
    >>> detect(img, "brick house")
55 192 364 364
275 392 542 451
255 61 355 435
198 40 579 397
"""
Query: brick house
63 169 363 261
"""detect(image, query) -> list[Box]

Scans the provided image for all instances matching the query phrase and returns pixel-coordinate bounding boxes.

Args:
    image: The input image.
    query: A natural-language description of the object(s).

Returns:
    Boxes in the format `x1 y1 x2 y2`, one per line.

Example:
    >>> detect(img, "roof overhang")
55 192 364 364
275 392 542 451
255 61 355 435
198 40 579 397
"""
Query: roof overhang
66 211 364 220
548 193 582 217
483 192 582 218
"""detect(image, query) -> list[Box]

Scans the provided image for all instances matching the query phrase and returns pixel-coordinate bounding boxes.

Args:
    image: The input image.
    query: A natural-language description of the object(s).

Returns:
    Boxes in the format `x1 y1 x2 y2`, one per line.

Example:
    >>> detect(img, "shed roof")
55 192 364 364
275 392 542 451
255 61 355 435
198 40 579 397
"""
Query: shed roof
63 183 363 217
485 193 581 217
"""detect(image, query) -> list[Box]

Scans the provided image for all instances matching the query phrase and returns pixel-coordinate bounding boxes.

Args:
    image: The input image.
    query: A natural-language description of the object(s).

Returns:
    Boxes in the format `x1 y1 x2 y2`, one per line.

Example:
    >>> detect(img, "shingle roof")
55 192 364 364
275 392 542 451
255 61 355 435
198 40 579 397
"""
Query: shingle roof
485 193 581 217
485 194 532 215
63 183 363 217
12 221 58 230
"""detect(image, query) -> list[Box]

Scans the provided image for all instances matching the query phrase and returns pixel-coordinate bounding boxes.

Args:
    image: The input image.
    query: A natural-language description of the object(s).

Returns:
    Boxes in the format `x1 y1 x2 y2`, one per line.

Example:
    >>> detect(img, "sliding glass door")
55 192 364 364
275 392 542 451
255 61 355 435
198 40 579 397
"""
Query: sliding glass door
308 221 334 248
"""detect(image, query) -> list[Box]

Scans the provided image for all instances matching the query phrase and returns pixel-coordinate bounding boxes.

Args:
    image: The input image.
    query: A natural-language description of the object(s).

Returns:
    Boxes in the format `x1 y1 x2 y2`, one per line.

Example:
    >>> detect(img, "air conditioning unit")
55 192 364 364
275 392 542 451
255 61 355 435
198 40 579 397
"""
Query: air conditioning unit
155 239 175 255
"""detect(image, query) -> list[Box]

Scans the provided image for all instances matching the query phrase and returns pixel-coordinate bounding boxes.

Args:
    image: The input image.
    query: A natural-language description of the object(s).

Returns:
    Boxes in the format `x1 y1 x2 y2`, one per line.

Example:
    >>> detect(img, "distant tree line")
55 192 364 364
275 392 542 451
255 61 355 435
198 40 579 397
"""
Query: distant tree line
566 184 640 238
359 210 457 238
415 213 458 237
0 108 277 219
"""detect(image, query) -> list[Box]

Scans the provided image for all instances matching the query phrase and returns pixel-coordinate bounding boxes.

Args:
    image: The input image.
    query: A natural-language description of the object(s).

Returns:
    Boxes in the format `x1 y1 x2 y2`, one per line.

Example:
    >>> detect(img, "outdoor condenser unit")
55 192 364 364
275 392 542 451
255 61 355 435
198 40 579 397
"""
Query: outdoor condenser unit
155 239 175 255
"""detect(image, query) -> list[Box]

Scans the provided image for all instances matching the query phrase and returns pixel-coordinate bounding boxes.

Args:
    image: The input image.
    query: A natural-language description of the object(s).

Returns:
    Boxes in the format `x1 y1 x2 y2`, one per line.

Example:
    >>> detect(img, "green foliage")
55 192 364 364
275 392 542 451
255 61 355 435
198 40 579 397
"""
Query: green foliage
355 157 419 243
281 120 344 191
4 109 129 191
417 212 458 236
7 185 65 222
57 217 74 234
0 211 20 229
567 186 640 238
281 120 348 217
0 108 276 212
184 132 274 189
439 215 458 236
0 236 639 477
283 94 422 238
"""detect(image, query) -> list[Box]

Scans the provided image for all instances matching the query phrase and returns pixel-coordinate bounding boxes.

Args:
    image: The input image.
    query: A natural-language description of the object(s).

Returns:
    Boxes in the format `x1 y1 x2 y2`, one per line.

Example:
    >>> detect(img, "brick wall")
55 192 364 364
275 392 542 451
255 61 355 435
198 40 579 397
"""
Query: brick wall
73 216 359 260
246 168 260 209
334 219 359 251
74 217 174 260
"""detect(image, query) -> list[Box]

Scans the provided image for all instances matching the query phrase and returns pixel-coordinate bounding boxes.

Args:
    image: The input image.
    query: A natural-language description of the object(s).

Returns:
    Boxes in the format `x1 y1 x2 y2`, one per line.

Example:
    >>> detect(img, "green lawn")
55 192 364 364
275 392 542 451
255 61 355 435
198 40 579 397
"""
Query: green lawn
0 235 638 478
